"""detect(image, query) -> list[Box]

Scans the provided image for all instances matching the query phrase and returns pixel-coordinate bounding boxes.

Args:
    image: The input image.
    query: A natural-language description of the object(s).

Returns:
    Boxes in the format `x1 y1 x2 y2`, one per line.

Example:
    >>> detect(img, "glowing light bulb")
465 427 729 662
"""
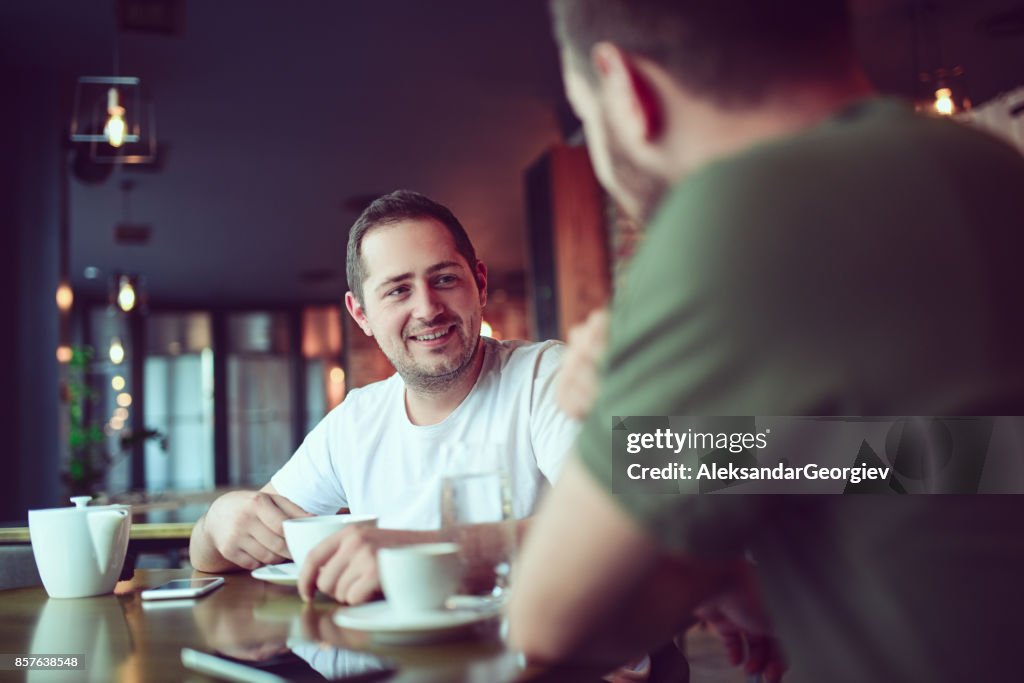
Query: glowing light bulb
117 276 136 312
55 281 74 312
56 345 73 364
111 375 125 391
329 366 346 385
116 392 133 407
104 88 126 148
110 337 125 365
480 320 493 338
105 114 126 147
933 87 955 116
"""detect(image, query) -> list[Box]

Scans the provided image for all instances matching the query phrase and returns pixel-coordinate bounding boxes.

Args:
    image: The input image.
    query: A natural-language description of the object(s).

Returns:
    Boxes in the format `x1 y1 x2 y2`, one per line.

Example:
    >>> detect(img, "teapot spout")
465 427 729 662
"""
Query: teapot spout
87 510 130 575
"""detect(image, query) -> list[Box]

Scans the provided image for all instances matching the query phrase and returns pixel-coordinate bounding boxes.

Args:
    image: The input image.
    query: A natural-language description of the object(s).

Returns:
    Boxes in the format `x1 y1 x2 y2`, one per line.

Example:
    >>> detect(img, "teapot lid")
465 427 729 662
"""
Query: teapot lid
29 496 128 518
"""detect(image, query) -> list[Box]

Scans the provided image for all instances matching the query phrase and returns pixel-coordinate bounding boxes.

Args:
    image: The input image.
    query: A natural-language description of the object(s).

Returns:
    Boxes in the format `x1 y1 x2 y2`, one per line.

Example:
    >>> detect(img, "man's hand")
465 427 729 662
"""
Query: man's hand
694 565 786 682
297 526 435 603
557 309 609 421
193 490 311 572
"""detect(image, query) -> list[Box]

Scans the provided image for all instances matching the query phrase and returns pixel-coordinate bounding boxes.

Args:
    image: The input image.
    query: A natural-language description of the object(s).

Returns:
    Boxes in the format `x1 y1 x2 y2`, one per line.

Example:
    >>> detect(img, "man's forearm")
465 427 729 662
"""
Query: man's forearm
189 514 241 573
508 458 738 665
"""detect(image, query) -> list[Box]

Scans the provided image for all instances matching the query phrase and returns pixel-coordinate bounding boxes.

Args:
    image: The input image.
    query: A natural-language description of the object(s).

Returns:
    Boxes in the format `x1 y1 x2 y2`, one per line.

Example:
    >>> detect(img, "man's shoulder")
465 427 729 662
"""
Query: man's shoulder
322 371 400 423
472 338 566 398
485 337 566 375
651 96 1024 248
693 97 1023 195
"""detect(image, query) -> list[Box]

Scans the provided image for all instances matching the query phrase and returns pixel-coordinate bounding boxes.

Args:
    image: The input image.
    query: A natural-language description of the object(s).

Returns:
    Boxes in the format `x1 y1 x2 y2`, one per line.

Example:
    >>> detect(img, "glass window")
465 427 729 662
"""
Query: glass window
86 306 134 494
79 304 346 495
302 305 345 433
143 312 214 492
227 312 294 486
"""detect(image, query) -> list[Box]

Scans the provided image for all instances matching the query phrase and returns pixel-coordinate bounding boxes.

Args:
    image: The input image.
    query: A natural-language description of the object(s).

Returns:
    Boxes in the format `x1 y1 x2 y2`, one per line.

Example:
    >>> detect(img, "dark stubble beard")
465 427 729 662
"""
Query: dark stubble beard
391 322 481 395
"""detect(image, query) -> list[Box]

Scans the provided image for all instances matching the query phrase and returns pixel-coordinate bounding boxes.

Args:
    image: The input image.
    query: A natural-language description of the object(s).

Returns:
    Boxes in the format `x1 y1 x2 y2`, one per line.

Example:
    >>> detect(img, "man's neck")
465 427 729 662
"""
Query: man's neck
660 74 875 184
404 338 487 426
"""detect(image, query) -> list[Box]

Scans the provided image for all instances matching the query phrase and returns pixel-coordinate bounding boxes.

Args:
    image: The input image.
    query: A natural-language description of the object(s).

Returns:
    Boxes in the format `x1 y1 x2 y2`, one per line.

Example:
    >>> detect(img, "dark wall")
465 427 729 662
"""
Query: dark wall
0 67 62 520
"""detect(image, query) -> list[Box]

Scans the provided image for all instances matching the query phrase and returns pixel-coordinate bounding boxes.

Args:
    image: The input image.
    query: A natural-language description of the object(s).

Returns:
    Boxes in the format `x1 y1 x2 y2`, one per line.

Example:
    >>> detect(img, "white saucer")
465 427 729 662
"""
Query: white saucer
251 562 299 586
333 597 502 644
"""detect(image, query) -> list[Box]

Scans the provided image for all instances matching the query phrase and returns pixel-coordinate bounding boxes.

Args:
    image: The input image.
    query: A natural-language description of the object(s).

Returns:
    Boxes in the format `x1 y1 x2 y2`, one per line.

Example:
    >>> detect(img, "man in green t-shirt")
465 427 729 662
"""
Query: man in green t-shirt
509 2 1024 681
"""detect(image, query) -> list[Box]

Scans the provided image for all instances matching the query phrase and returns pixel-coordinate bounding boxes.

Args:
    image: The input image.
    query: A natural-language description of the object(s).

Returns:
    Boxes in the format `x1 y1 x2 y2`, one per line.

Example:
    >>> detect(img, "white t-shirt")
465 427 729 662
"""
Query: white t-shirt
270 338 577 530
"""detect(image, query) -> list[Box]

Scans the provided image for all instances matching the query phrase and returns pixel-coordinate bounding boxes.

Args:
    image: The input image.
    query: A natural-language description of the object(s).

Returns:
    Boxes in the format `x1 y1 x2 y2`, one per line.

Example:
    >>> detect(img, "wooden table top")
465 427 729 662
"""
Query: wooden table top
0 522 194 544
0 568 610 683
1 501 208 544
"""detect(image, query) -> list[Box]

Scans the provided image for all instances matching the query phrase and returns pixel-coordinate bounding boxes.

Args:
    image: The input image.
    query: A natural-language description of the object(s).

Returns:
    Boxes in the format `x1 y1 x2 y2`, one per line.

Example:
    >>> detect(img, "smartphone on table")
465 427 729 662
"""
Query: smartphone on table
141 576 225 600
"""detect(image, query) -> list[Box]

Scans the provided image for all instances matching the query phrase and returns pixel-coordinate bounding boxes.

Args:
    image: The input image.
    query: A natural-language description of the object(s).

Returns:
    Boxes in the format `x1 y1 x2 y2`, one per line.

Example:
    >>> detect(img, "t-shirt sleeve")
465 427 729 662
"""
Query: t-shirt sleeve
528 341 580 484
270 406 349 515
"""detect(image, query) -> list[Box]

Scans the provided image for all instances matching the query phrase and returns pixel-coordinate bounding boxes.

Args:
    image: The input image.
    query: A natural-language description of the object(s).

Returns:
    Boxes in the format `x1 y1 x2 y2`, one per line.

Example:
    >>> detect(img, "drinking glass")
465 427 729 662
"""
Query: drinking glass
439 443 515 601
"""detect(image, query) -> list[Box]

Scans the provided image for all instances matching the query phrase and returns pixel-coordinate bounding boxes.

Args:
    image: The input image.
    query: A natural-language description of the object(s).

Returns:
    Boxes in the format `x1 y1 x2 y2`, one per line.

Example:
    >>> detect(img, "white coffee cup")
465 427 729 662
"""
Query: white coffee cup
378 543 462 614
283 514 378 570
28 496 132 599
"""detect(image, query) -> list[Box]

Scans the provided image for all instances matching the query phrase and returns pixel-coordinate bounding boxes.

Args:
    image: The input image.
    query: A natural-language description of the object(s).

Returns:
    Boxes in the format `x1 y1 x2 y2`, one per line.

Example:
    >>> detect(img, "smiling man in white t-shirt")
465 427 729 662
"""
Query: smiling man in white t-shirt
189 190 576 603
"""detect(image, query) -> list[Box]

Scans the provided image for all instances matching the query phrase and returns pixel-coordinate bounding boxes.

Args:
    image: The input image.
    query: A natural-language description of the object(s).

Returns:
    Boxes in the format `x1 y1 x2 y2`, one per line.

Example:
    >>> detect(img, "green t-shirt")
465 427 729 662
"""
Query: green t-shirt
577 98 1024 681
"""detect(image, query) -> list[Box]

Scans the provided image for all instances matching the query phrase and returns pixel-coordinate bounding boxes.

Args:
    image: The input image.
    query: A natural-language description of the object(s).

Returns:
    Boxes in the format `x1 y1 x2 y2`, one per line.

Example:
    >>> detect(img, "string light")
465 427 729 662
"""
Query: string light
55 281 74 312
109 337 125 364
116 275 136 312
56 345 73 364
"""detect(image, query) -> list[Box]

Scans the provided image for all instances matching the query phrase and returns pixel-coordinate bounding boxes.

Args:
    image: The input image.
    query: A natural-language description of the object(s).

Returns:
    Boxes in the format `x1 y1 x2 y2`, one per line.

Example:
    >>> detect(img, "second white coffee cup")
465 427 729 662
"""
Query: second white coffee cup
283 514 378 570
378 542 462 614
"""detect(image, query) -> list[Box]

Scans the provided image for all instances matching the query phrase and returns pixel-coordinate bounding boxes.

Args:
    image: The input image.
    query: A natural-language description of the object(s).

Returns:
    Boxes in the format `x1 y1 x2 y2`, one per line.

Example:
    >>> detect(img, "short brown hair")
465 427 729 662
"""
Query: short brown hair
550 0 857 107
346 190 478 303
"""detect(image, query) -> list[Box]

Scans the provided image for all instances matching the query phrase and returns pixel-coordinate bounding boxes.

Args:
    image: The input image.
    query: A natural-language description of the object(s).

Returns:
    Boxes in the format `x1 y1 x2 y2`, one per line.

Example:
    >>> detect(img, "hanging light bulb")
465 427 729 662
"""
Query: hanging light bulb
109 336 125 365
55 280 74 312
104 87 127 148
116 275 136 312
933 87 955 116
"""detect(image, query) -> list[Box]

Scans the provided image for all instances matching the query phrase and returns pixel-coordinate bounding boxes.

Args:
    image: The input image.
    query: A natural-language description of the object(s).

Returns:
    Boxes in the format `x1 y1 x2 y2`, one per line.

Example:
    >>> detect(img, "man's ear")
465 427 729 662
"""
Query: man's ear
344 291 374 337
474 260 488 308
591 42 663 144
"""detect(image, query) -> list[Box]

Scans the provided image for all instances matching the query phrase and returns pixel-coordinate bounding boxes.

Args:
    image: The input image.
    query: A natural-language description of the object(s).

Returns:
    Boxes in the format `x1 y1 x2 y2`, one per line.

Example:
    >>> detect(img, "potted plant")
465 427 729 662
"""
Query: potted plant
61 345 167 497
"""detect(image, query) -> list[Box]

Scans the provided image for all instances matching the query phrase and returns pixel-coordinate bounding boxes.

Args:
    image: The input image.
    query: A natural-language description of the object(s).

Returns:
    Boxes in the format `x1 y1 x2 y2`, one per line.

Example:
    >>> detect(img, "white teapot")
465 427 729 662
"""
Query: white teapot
28 496 132 598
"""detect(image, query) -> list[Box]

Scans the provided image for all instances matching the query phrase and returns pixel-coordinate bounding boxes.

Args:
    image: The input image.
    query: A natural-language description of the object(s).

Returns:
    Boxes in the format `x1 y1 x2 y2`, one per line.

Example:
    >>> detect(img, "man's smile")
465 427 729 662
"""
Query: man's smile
408 323 457 347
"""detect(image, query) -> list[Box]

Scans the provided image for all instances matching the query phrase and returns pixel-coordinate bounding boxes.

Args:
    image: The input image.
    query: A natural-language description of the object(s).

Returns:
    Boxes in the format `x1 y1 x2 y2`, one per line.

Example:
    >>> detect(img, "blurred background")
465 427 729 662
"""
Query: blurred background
2 0 1023 519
